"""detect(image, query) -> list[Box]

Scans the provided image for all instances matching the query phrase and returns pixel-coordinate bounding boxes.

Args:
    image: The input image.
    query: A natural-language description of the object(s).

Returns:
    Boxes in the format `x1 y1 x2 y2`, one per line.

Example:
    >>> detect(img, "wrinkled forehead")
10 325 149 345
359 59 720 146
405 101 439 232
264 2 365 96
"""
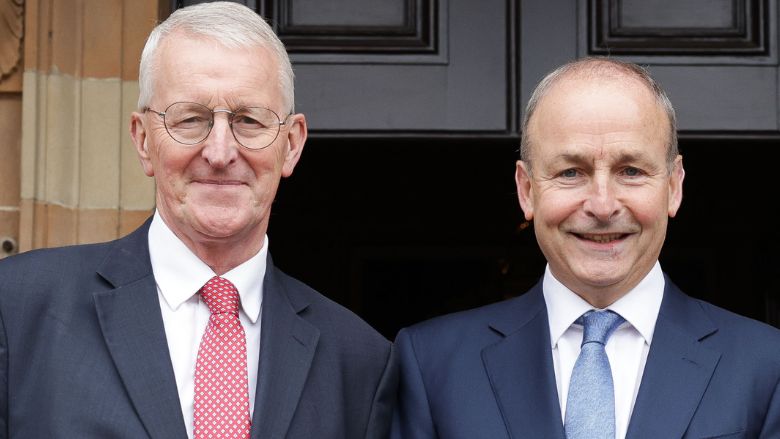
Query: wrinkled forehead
146 37 285 115
525 77 670 169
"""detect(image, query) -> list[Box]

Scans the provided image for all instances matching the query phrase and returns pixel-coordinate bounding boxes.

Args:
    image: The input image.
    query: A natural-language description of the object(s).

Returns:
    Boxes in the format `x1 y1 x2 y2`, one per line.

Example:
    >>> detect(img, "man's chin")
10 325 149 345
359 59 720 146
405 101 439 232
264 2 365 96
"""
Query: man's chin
566 262 629 285
181 208 263 241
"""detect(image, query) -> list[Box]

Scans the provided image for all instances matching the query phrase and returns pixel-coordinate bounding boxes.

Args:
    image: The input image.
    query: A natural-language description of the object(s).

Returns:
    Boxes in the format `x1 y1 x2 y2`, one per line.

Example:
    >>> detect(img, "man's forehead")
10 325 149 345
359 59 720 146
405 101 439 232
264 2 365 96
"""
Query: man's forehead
148 37 282 110
524 76 670 165
154 34 277 81
529 75 666 134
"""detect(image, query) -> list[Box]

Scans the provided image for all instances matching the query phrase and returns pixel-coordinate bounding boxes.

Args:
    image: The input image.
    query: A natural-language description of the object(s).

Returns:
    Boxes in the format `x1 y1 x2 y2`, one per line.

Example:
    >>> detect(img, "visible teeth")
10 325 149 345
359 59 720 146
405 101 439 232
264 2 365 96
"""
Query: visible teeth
581 233 623 243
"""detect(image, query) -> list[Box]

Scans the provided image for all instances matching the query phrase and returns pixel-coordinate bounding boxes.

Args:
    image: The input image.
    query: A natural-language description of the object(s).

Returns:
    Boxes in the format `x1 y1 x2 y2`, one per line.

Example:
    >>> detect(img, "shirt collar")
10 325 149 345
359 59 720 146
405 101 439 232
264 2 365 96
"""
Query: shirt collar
543 261 665 349
148 211 266 323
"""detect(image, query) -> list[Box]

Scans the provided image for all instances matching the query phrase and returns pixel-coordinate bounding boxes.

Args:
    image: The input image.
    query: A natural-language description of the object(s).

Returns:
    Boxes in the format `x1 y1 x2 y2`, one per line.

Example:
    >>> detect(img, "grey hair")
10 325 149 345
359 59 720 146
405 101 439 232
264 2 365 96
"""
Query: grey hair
137 1 294 113
520 57 678 172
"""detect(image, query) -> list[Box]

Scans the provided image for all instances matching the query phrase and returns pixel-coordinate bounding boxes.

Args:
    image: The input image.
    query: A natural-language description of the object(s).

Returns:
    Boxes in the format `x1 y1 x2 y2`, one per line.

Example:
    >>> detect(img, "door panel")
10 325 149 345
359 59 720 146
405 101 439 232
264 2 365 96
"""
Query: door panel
523 0 779 133
178 0 518 135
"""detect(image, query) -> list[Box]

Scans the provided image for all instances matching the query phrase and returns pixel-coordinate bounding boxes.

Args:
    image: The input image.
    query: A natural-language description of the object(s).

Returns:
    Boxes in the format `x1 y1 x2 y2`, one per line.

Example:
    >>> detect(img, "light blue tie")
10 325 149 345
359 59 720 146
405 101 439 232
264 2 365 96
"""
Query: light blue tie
565 310 625 439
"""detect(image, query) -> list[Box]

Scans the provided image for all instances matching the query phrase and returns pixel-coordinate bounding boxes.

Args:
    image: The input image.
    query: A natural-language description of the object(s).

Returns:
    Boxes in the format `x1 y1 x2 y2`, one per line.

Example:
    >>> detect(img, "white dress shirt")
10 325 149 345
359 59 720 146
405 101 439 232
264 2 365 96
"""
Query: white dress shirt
543 262 665 439
148 212 266 439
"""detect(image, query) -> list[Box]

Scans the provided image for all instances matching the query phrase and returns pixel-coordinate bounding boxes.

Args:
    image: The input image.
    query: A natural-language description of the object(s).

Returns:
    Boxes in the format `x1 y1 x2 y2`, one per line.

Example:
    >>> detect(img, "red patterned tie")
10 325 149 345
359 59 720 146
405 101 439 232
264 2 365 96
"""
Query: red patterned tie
194 276 251 439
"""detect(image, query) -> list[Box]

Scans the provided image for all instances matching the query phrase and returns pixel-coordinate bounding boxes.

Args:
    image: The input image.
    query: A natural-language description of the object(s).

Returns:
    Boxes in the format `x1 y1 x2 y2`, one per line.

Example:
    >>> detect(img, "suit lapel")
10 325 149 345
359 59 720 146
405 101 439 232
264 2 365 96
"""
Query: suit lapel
626 281 720 438
482 285 566 439
93 221 188 439
250 260 320 439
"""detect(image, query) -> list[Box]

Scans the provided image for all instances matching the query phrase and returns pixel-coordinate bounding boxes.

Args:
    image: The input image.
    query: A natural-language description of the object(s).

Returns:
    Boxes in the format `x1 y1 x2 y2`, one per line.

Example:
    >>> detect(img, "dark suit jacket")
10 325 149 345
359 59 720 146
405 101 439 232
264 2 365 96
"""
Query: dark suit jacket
390 279 780 438
0 220 397 438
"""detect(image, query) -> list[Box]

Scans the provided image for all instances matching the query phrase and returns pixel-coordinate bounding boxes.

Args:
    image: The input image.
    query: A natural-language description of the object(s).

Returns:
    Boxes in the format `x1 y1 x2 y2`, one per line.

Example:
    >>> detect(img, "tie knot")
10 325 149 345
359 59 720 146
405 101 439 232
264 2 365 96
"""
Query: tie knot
578 310 624 346
200 276 240 315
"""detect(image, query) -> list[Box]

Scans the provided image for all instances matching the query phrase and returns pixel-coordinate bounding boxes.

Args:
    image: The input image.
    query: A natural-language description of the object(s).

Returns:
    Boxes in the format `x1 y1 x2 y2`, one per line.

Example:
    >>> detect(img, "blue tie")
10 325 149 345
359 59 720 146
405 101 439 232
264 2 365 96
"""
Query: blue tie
565 310 625 439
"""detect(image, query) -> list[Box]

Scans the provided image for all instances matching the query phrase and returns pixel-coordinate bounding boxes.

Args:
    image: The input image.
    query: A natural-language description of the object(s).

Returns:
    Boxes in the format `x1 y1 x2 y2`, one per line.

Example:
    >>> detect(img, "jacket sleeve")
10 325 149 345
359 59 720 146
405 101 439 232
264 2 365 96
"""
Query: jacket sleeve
364 343 399 439
389 328 437 439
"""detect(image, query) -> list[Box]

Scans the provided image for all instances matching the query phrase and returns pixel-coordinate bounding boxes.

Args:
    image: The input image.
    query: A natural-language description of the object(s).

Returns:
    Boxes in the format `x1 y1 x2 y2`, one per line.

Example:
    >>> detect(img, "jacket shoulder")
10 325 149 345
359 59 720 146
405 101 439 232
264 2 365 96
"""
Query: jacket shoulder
395 286 545 364
0 241 114 285
666 281 780 368
402 286 542 339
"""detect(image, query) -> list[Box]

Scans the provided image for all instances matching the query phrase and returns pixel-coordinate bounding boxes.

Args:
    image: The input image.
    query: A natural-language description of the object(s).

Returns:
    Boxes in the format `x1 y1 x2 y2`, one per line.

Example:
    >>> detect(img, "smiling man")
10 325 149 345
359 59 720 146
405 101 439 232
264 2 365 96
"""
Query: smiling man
391 58 780 439
0 3 395 438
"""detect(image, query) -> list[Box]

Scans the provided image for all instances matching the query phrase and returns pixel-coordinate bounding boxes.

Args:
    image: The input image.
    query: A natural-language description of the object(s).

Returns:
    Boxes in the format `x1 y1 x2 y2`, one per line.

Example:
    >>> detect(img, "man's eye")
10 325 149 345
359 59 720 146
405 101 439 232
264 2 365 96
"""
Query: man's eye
623 167 642 177
560 169 578 178
171 115 208 127
235 116 262 126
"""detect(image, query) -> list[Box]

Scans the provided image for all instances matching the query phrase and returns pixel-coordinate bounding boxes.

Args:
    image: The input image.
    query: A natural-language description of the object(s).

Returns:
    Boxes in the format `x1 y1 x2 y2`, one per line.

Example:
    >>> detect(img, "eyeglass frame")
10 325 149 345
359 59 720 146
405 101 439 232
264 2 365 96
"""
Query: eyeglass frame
144 101 293 151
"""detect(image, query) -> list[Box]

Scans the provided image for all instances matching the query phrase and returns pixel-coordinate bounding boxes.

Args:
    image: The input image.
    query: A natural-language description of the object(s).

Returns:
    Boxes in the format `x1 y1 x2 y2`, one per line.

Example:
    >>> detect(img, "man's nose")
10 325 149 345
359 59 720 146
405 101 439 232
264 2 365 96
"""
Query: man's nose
201 111 239 168
582 176 621 222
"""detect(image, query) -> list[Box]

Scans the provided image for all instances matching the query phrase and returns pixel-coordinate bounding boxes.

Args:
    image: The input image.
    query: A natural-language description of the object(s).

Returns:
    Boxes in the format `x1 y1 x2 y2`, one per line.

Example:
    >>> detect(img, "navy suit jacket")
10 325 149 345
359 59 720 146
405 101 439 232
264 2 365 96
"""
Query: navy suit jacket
391 279 780 438
0 220 397 438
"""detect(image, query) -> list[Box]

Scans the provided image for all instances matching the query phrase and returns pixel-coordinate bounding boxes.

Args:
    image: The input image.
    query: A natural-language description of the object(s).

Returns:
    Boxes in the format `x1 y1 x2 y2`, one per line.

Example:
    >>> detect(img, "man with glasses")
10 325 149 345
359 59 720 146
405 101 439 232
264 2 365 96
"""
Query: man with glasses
0 2 396 438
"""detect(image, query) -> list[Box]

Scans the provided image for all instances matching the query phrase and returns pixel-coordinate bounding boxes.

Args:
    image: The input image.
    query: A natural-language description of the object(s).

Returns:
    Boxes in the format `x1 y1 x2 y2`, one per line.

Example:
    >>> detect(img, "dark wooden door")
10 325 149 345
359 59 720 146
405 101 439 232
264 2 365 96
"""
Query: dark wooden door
521 0 780 133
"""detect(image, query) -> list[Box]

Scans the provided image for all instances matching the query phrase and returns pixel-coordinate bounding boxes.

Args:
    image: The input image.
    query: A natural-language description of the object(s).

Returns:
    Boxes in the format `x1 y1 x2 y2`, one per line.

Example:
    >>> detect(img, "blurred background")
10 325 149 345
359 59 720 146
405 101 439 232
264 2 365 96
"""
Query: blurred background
1 0 778 338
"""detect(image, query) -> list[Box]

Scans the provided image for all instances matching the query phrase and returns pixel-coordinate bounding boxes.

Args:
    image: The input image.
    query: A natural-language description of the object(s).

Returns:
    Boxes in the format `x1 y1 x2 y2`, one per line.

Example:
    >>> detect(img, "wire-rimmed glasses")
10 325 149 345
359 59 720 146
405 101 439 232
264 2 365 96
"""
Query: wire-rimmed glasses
144 102 290 150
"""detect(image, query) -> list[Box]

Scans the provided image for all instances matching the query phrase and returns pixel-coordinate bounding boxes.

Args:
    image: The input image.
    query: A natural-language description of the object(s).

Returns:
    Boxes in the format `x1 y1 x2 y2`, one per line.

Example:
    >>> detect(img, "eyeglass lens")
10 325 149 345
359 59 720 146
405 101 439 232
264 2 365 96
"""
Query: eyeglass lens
163 102 282 149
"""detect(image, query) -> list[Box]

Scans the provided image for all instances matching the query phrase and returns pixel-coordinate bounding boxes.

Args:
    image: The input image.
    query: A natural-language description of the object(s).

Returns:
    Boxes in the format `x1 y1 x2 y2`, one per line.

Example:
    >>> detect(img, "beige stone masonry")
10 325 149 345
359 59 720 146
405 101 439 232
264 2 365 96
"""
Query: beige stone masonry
17 0 160 251
80 78 122 208
44 73 80 207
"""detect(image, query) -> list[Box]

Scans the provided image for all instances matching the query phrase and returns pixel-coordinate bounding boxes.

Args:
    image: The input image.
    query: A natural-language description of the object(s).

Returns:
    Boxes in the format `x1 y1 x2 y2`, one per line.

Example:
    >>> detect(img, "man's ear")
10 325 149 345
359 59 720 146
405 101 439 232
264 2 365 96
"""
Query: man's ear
281 113 307 177
515 160 535 221
130 112 155 177
667 155 685 217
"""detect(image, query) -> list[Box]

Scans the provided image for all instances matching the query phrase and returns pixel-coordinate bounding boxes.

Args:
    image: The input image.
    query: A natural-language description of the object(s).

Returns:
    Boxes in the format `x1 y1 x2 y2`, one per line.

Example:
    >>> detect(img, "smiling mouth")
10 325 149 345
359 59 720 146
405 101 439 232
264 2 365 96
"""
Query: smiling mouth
574 233 628 243
194 179 244 186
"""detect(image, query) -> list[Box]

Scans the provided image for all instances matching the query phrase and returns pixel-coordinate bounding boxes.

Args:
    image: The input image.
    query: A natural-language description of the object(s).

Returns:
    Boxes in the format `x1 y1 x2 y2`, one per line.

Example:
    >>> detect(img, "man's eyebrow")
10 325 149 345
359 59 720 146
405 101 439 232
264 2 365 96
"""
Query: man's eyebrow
610 151 658 167
550 153 590 164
